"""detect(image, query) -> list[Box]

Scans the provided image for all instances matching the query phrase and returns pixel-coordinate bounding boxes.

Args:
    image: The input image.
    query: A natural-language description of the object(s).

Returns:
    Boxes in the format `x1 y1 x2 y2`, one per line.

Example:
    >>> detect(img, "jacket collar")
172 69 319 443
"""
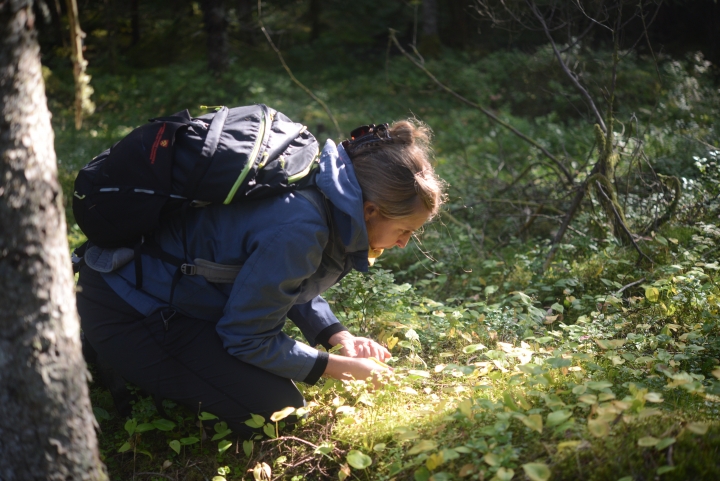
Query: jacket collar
315 140 369 272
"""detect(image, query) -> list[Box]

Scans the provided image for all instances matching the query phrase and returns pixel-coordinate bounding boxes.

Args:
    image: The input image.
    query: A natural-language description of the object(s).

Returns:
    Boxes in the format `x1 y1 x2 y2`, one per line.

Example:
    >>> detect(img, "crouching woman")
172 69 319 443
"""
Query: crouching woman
76 119 444 436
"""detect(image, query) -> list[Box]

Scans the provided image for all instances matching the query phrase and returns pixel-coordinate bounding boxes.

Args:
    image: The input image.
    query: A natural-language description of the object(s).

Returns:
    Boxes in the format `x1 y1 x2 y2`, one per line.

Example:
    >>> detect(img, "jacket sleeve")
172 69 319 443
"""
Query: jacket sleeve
287 297 349 349
215 202 331 384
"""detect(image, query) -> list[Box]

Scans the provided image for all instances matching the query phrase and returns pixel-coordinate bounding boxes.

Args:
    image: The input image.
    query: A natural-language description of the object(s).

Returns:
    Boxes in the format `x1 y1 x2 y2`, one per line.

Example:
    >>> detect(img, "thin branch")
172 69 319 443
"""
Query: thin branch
389 29 574 185
262 435 320 450
544 185 586 270
528 0 607 132
615 277 646 296
257 1 342 138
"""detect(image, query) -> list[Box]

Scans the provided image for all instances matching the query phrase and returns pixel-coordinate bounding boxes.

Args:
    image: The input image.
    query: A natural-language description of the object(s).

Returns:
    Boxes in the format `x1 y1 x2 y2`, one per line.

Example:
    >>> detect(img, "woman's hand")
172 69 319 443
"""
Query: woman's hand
327 330 391 361
323 355 392 389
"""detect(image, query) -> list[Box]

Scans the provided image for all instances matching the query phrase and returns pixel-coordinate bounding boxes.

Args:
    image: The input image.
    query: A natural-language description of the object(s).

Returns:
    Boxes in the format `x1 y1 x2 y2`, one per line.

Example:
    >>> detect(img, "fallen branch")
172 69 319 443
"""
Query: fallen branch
615 277 645 296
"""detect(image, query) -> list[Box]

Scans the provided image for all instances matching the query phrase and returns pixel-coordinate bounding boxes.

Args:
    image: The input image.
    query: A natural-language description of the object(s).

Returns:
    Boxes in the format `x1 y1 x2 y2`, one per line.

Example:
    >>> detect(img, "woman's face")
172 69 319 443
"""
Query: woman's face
363 201 431 251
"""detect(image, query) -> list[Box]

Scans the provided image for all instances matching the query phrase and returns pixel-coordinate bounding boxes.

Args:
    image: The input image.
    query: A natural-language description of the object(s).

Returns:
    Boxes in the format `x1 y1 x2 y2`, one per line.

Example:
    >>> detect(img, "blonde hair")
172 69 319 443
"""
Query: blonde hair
347 119 445 220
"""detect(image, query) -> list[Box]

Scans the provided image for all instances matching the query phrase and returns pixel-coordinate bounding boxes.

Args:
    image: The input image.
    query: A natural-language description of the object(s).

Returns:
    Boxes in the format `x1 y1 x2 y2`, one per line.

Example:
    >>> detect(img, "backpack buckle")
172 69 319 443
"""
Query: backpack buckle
181 263 197 276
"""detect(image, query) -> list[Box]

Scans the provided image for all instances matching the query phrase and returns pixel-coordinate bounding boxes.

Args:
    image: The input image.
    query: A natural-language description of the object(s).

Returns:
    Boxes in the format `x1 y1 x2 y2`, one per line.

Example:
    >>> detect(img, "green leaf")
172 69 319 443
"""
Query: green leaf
414 467 431 481
218 440 232 453
546 410 572 427
521 414 543 433
463 343 487 353
315 442 334 456
588 419 610 438
118 442 132 453
263 423 276 438
657 466 676 474
617 477 633 481
93 406 110 422
645 287 660 303
245 413 265 428
408 439 438 455
655 437 676 450
270 406 296 422
135 423 156 433
169 440 181 455
522 462 551 481
587 381 613 391
551 303 564 313
482 453 500 466
152 419 176 431
198 411 219 421
242 440 253 457
180 436 199 445
638 436 659 447
687 422 709 435
212 430 232 441
124 418 137 436
495 467 515 481
347 450 372 469
441 449 460 462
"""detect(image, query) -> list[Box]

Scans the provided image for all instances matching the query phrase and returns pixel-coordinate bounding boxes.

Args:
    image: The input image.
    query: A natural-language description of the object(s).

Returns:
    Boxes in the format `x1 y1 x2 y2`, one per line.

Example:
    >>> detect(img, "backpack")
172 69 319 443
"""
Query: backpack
72 104 319 248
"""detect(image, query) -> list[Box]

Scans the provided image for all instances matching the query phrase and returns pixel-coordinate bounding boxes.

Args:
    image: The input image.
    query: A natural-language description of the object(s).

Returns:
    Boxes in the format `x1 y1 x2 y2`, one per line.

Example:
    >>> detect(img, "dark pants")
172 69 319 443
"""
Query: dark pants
76 266 305 437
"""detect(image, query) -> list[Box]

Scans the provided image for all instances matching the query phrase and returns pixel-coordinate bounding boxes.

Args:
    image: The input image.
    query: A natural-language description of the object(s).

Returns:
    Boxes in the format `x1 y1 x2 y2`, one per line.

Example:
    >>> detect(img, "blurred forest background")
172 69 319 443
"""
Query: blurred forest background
35 0 720 479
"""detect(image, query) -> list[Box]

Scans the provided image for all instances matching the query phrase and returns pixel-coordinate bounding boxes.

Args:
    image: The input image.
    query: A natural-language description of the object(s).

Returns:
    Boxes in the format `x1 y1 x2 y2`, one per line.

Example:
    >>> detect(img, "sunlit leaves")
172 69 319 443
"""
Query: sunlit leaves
522 463 551 481
546 410 571 427
588 419 609 438
638 436 660 447
686 422 709 435
346 450 372 469
645 287 660 302
270 406 295 422
408 440 438 455
520 414 543 433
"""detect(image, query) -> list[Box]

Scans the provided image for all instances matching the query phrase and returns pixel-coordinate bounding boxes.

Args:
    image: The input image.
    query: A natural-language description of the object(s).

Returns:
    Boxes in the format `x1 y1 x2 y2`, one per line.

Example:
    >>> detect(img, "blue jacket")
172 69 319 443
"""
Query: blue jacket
101 140 369 384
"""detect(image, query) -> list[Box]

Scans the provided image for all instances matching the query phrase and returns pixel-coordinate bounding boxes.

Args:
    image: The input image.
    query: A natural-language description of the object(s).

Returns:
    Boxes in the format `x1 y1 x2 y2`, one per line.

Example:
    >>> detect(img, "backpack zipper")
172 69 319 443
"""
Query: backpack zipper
223 105 270 204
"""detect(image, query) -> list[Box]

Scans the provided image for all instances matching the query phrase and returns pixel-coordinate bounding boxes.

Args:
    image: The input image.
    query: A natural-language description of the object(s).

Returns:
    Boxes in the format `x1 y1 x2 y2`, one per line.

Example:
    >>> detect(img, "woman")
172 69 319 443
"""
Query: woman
77 118 444 435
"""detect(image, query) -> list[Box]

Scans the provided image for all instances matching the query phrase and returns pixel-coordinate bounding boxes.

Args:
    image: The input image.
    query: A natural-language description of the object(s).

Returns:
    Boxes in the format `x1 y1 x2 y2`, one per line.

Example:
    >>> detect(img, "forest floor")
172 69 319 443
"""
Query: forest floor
49 45 720 481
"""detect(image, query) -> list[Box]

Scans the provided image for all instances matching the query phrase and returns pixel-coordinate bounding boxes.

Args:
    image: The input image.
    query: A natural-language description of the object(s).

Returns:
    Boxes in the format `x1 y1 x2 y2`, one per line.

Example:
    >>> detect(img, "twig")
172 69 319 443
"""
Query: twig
595 181 652 265
257 1 342 138
388 29 573 185
528 0 607 133
544 185 587 270
615 277 645 296
262 435 320 450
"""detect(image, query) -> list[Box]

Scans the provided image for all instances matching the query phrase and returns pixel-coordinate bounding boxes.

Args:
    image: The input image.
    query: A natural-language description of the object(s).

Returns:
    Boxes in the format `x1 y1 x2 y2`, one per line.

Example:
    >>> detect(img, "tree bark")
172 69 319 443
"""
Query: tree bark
419 0 441 56
64 0 93 129
0 1 106 479
202 0 228 74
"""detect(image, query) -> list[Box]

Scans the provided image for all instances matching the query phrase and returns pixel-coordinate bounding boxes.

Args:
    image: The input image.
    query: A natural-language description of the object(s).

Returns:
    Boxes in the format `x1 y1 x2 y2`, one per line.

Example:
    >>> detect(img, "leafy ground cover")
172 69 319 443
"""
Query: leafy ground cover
49 45 720 480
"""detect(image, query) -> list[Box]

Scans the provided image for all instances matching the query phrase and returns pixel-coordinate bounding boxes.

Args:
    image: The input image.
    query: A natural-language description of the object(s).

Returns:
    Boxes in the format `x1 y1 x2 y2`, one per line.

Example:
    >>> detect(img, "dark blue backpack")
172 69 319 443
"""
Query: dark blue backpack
73 104 319 248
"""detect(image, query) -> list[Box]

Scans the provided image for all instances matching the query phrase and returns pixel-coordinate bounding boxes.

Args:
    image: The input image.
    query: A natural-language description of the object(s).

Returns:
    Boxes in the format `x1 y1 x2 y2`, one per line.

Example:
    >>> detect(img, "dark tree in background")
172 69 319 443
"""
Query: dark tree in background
0 0 105 478
202 0 228 73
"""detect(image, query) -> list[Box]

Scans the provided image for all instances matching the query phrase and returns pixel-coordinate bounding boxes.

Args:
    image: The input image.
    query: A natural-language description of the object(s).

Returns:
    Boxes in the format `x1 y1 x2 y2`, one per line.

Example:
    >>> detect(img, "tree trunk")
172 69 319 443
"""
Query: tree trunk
419 0 441 56
0 2 106 479
202 0 228 74
65 0 94 129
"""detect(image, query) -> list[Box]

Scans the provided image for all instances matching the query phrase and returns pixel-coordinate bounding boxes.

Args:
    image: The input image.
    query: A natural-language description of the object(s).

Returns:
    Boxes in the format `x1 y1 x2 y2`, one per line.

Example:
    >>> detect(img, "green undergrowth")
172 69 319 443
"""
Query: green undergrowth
50 43 720 479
